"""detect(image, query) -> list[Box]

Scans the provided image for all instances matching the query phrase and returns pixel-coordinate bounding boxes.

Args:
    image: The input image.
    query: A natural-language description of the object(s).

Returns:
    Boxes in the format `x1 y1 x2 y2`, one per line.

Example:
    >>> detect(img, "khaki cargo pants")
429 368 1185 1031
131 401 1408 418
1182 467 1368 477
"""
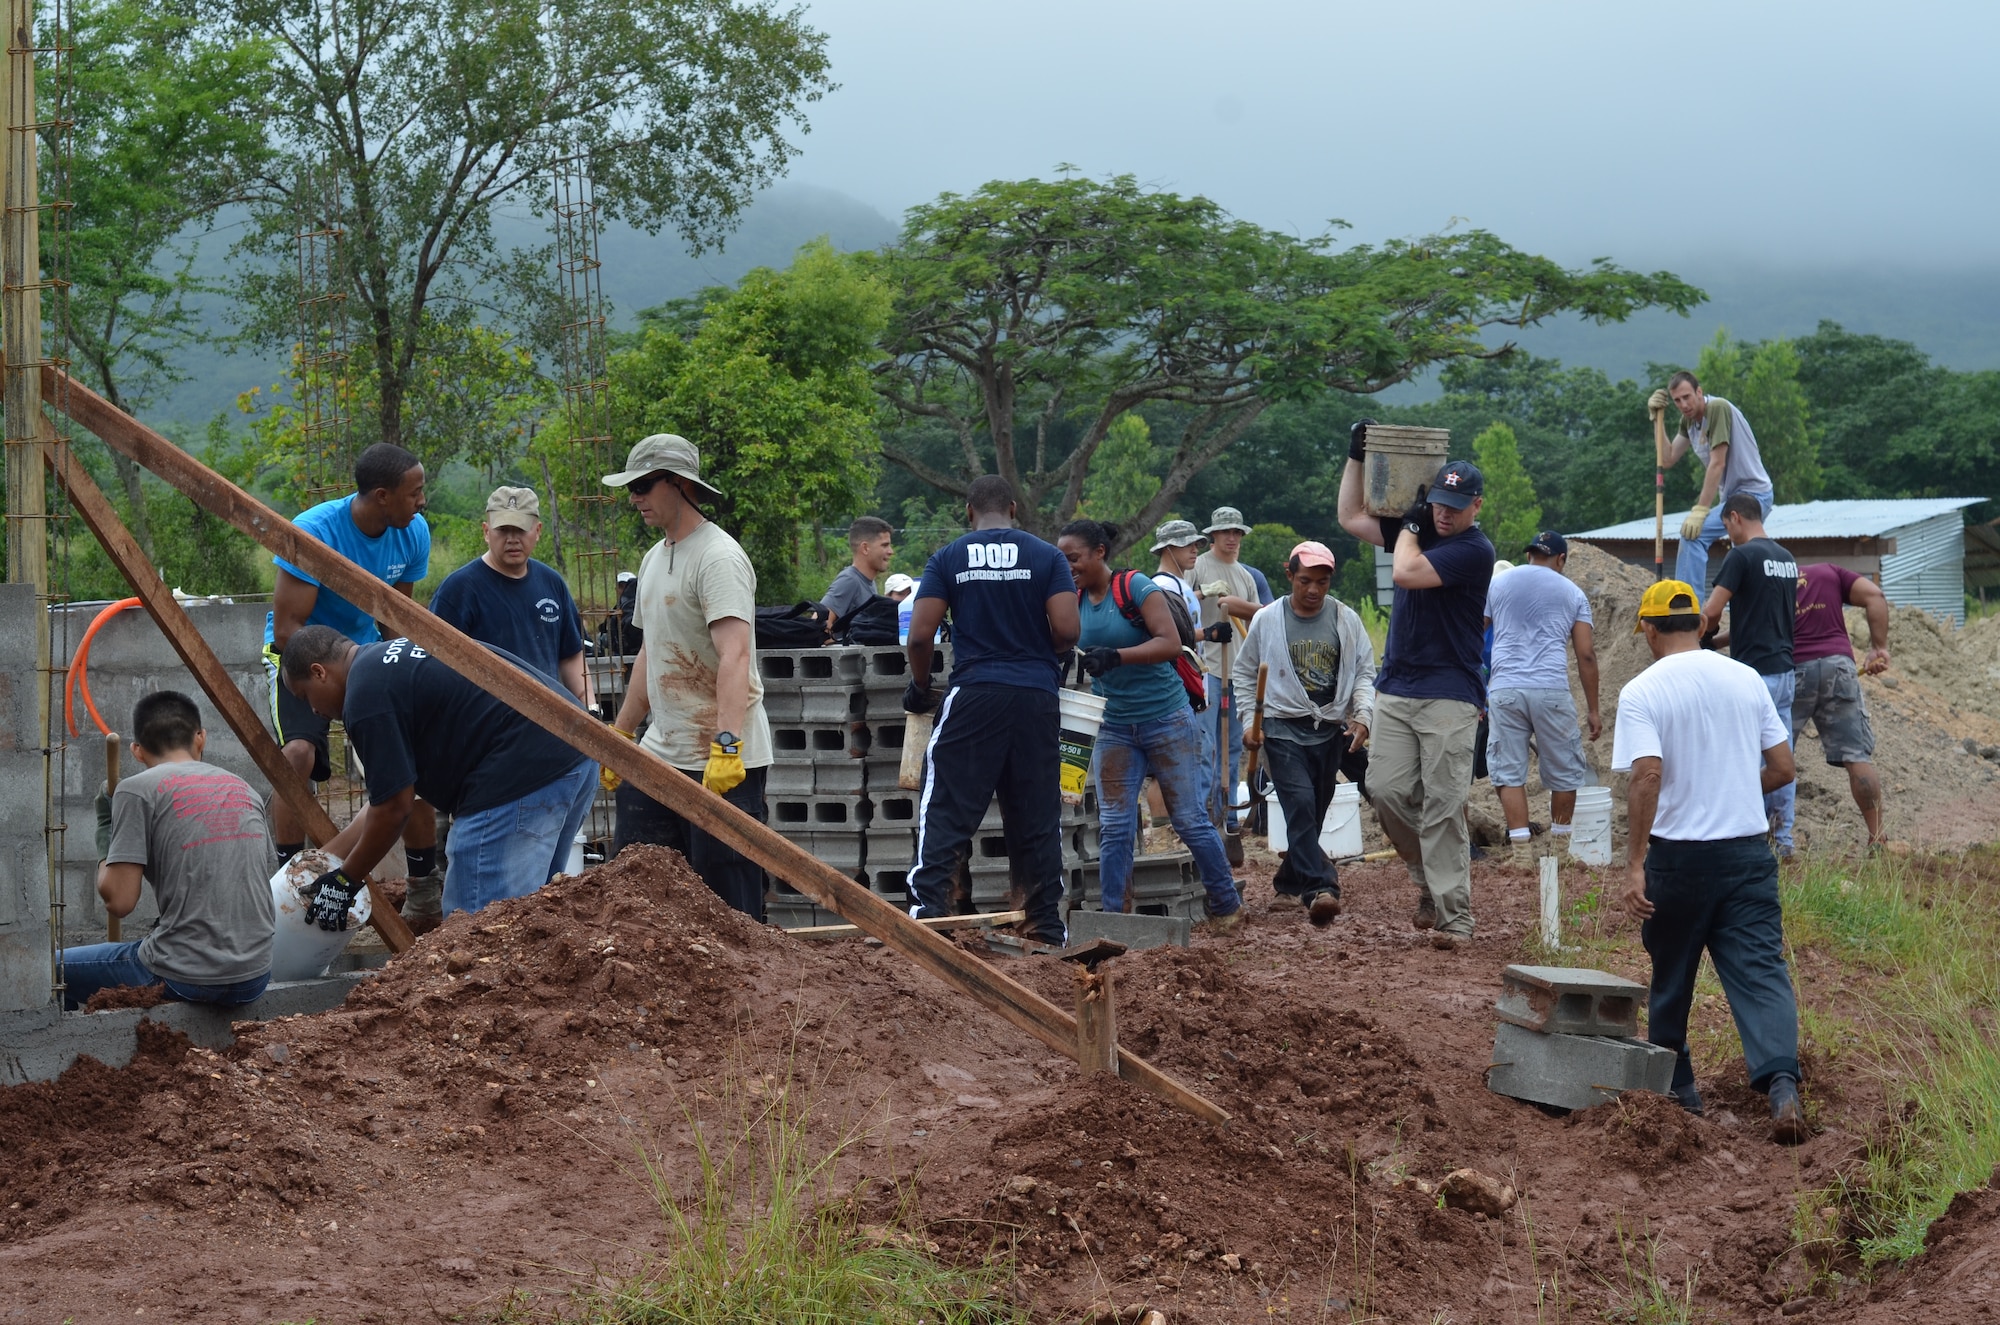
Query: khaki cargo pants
1369 693 1481 937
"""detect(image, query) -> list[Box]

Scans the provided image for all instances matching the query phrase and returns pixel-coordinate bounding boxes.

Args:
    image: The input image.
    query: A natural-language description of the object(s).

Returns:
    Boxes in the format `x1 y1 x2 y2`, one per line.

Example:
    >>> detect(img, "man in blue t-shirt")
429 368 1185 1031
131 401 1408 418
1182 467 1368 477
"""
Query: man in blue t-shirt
1339 433 1495 949
280 626 598 924
902 476 1081 945
261 443 439 926
429 486 588 704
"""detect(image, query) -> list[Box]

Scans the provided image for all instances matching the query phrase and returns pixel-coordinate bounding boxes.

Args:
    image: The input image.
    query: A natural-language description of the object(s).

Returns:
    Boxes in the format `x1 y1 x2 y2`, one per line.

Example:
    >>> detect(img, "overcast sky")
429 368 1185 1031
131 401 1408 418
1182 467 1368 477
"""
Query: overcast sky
784 0 1998 270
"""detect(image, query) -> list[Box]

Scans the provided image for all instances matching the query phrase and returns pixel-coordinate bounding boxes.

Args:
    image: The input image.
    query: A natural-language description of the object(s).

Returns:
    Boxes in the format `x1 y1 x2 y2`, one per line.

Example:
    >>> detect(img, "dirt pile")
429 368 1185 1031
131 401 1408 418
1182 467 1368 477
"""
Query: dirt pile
1824 1176 2000 1322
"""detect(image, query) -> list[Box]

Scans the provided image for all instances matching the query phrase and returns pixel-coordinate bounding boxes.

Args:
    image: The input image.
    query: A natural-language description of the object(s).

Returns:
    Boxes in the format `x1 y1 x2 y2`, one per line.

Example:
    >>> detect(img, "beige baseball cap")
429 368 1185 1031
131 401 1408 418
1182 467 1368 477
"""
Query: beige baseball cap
485 485 541 531
601 433 723 500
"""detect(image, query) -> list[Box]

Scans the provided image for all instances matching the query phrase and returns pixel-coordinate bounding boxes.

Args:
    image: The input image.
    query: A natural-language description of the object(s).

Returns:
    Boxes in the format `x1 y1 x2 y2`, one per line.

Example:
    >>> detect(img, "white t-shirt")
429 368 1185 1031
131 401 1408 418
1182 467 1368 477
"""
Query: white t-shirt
1611 649 1787 841
1152 569 1199 621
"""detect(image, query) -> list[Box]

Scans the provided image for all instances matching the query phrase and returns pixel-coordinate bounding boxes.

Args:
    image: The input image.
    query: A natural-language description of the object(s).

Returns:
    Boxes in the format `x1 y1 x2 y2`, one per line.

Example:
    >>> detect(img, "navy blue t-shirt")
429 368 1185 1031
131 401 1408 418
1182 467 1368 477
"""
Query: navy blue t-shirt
428 557 584 680
917 529 1076 691
1374 518 1495 707
342 638 588 816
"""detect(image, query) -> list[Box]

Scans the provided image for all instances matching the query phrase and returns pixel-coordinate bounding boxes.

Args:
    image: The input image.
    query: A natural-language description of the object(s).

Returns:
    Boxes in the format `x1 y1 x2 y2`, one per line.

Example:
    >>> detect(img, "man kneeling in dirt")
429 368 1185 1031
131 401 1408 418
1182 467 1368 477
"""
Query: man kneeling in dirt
60 691 276 1010
1613 580 1807 1143
281 626 598 929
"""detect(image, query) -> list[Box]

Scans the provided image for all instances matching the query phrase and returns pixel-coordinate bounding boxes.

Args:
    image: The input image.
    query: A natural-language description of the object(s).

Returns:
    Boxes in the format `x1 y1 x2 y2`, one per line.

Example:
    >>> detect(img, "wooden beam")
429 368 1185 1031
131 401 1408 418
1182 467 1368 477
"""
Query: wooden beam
40 435 414 953
1074 964 1117 1076
42 367 1227 1125
786 909 1027 940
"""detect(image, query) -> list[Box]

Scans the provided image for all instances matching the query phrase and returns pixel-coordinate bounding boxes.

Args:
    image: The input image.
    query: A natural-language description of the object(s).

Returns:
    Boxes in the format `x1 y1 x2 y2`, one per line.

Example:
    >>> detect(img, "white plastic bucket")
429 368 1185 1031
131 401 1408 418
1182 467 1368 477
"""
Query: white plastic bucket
1056 689 1108 806
1568 785 1614 866
1320 783 1364 860
269 850 372 981
566 831 587 876
1266 793 1289 852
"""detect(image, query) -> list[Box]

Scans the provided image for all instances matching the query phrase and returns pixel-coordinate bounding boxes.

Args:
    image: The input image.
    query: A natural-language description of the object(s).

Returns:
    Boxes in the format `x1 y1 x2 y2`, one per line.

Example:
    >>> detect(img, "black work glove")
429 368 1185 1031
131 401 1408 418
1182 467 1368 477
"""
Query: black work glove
1080 646 1123 677
94 785 113 858
902 679 941 716
1348 418 1376 464
306 867 363 932
1399 485 1436 541
1201 621 1233 644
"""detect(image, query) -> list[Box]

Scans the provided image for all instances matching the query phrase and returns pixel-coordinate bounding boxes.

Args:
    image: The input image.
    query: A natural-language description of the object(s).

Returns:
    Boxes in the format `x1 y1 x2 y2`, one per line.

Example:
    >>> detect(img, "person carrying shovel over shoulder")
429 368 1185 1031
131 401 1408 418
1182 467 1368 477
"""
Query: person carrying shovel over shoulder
1649 371 1774 590
1235 541 1375 926
1194 507 1261 858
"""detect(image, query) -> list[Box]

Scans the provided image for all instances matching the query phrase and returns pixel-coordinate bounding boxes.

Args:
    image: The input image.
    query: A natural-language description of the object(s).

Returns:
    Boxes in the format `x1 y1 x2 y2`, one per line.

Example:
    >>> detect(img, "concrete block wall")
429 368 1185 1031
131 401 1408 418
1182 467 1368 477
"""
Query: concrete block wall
0 585 54 1012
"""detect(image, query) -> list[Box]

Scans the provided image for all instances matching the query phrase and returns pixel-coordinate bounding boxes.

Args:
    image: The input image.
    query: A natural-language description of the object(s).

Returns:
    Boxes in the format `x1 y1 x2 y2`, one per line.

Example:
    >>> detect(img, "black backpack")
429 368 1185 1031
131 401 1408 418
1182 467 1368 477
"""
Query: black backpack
833 594 902 646
755 601 830 650
1100 570 1208 713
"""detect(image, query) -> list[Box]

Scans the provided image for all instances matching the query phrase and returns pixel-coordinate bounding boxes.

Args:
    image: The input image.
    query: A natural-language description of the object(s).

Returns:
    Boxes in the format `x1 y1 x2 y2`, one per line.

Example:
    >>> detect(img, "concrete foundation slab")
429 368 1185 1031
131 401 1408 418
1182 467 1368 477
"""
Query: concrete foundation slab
1066 909 1192 950
1487 1021 1677 1112
1497 964 1647 1037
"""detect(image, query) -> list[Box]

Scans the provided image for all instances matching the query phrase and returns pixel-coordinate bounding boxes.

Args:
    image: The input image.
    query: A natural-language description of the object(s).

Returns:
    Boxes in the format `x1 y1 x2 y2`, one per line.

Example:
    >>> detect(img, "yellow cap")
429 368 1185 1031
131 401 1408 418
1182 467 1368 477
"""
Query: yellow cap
1637 579 1702 620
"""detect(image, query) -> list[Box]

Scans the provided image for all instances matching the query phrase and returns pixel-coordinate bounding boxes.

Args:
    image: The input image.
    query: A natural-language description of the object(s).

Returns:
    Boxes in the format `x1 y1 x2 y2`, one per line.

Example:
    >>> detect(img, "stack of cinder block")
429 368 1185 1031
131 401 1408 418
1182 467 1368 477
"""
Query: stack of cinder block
1486 964 1676 1111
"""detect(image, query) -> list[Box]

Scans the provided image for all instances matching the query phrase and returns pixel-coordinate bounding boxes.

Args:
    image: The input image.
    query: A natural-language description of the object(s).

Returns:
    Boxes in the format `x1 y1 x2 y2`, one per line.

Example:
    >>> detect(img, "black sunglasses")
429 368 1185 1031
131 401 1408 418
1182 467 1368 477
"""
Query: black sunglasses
627 471 675 496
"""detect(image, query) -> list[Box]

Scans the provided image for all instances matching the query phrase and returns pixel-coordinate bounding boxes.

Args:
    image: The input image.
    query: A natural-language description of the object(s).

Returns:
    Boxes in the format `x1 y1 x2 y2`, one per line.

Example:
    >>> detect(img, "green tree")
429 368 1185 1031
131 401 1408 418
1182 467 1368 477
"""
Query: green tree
1471 422 1543 553
216 0 834 454
1078 414 1163 533
56 0 273 559
868 174 1702 548
1690 329 1822 502
1238 522 1304 593
562 241 889 600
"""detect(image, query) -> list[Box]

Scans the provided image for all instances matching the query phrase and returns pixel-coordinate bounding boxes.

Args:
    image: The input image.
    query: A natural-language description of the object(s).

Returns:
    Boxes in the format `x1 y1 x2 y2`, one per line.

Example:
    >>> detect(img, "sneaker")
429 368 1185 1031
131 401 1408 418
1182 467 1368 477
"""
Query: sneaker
1768 1074 1807 1145
1269 892 1303 910
1207 910 1243 936
1428 930 1470 951
1308 893 1343 927
1411 894 1438 931
401 869 444 936
1224 829 1245 868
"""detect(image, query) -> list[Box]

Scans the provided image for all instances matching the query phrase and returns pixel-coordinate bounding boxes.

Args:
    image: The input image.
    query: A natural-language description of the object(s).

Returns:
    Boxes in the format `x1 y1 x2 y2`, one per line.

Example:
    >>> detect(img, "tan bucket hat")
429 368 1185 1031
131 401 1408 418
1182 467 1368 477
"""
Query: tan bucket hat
601 433 723 500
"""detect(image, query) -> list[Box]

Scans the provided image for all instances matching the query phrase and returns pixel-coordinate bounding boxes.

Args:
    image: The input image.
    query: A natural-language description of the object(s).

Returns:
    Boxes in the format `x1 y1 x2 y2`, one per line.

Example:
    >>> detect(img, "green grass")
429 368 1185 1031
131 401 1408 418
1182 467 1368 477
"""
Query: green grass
507 1061 1022 1324
1601 1221 1712 1324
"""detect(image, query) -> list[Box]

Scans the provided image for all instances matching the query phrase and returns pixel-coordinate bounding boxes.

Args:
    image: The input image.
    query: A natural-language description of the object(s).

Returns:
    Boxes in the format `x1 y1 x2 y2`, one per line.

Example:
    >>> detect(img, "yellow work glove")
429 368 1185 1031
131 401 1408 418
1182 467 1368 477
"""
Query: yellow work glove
702 739 746 795
1647 388 1670 417
601 725 634 793
1679 504 1710 541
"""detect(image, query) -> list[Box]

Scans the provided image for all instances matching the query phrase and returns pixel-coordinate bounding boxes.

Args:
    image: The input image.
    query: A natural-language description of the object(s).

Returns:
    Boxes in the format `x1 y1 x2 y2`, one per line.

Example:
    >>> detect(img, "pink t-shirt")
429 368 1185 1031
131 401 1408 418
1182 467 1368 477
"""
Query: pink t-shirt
1794 564 1858 664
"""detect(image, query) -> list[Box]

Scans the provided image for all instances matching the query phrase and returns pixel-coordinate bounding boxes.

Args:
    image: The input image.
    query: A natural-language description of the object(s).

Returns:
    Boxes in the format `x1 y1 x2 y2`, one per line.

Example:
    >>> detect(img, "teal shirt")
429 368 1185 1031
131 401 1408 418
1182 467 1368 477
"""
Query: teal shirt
1077 573 1189 725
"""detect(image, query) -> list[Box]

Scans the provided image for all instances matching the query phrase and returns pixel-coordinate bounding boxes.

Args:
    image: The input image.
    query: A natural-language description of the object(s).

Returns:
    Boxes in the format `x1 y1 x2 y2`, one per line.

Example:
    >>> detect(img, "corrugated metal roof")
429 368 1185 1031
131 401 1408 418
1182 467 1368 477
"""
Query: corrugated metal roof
1572 498 1986 542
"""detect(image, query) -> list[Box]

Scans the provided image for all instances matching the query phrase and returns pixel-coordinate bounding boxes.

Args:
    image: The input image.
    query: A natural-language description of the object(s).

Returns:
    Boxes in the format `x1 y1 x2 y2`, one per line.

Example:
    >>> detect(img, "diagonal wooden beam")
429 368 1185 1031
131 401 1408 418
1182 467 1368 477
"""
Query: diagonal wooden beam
43 366 1227 1124
40 432 414 954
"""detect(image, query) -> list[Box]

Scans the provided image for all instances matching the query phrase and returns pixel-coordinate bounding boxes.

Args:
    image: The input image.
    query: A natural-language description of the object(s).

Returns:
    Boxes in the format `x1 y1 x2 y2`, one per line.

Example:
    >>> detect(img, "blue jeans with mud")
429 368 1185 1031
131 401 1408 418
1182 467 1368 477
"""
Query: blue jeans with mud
1093 705 1240 917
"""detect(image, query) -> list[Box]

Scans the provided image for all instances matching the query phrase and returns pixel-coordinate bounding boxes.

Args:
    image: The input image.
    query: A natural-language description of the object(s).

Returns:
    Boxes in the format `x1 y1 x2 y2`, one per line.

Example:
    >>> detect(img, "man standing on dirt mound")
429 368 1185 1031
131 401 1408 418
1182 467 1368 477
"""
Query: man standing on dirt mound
1649 371 1775 590
1484 531 1602 844
1701 494 1802 858
602 434 774 921
1793 562 1893 850
1338 426 1494 952
901 476 1081 947
1613 580 1805 1144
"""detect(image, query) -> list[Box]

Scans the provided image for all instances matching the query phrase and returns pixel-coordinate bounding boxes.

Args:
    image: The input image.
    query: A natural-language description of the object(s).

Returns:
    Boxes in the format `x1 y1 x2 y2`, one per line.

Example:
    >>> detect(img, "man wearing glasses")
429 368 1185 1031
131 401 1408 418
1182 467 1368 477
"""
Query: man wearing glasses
602 434 773 919
429 486 589 705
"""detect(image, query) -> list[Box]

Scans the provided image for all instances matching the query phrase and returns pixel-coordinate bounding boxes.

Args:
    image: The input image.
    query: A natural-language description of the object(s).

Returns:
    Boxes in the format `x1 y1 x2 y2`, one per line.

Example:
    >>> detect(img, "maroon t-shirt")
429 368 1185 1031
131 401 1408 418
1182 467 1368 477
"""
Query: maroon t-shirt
1794 564 1859 664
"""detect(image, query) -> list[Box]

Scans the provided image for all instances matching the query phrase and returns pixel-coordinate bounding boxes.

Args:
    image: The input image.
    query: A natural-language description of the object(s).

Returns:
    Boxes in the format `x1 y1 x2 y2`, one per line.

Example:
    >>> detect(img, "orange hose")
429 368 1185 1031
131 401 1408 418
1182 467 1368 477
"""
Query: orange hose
66 597 141 738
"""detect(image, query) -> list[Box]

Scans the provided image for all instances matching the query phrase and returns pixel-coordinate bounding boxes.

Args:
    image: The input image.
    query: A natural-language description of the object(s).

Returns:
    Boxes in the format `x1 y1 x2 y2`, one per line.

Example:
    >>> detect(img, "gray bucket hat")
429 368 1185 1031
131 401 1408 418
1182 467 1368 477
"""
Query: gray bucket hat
601 433 723 500
1150 518 1206 552
1203 506 1252 535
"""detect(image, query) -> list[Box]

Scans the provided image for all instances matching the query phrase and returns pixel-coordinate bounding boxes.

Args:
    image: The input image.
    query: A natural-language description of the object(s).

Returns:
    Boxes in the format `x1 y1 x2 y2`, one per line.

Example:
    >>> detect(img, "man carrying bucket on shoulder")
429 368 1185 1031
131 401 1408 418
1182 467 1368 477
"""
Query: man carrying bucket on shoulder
901 477 1081 947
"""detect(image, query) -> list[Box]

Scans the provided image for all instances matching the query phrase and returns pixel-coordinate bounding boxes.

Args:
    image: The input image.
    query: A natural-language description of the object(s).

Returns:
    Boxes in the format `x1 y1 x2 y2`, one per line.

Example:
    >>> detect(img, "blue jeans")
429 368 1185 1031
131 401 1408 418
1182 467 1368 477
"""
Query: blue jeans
445 760 598 917
1093 706 1240 917
1205 677 1242 829
1641 834 1800 1093
1675 489 1774 589
1761 671 1797 854
59 940 269 1012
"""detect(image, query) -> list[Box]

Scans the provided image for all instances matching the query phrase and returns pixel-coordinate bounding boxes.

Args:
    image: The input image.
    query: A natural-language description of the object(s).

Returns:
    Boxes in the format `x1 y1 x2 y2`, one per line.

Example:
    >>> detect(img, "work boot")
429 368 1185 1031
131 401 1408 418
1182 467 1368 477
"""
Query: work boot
401 869 444 936
1308 892 1342 927
1428 930 1470 952
1269 892 1302 910
1671 1084 1705 1116
1411 893 1438 931
1224 828 1245 868
1769 1074 1807 1145
1207 909 1243 936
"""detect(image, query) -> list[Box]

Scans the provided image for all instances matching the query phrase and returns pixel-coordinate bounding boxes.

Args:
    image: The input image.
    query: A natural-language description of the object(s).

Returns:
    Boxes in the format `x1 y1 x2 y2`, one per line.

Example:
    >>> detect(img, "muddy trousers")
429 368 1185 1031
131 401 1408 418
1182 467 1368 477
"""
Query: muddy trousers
613 766 769 922
1093 705 1240 917
1641 834 1801 1093
1263 728 1364 903
906 684 1067 945
1368 693 1480 937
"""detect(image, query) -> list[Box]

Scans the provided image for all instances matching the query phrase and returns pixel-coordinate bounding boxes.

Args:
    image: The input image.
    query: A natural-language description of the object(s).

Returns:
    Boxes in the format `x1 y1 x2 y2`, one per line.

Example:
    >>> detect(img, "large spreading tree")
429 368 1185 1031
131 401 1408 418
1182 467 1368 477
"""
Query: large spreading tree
867 174 1704 548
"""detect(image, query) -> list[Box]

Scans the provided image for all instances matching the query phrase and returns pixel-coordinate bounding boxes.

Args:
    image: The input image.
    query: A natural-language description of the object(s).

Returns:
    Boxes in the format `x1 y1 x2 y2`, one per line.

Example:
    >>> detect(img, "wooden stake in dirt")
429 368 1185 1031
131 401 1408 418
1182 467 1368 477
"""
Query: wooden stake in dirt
103 731 121 943
1652 402 1669 581
1539 855 1561 949
44 369 1227 1124
1061 938 1126 1077
40 433 414 953
1241 661 1269 789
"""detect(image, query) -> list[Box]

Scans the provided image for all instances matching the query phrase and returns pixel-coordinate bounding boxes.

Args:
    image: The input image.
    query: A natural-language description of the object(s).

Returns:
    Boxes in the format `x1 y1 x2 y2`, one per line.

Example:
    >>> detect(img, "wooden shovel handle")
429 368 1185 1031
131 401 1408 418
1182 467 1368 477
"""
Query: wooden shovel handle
104 731 122 942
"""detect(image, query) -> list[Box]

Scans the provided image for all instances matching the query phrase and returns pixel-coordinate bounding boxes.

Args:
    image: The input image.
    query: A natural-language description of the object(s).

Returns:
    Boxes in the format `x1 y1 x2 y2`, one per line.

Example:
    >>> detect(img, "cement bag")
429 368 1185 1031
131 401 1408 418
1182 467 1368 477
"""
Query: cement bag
269 849 372 981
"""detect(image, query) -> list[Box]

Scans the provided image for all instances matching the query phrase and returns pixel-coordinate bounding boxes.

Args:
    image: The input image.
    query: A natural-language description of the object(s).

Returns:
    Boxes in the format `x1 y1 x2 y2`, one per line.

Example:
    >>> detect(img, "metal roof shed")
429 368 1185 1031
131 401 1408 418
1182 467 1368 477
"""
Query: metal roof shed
1570 498 1987 624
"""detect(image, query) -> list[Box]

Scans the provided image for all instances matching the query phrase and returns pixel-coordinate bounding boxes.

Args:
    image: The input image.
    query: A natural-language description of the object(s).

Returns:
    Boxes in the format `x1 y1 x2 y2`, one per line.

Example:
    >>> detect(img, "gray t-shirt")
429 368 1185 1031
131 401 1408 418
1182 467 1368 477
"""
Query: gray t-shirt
820 564 878 622
106 760 276 985
1683 395 1773 500
1486 564 1592 692
1270 602 1347 747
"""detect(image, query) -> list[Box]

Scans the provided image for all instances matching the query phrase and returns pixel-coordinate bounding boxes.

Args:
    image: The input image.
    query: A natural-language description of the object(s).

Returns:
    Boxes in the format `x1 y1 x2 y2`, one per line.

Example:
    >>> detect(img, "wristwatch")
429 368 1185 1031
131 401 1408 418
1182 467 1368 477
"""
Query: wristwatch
1402 518 1424 537
714 731 741 754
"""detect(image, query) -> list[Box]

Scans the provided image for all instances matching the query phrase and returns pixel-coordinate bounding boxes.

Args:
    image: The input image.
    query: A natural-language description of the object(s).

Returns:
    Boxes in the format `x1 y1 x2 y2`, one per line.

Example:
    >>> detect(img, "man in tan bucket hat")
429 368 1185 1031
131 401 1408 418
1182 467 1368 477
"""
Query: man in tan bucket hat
429 485 588 705
602 434 774 919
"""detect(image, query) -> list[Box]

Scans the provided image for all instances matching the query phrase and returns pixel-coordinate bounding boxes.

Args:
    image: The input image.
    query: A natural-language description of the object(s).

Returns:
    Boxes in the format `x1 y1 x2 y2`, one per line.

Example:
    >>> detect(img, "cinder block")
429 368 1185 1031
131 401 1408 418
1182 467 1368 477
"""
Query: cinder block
770 795 867 829
765 763 815 798
861 868 908 900
807 832 865 871
760 689 804 723
799 685 864 724
813 760 867 796
857 719 907 764
1497 964 1647 1038
870 791 919 825
1129 852 1196 897
1487 1021 1677 1112
759 648 865 684
770 724 861 763
865 827 916 868
1066 908 1191 950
